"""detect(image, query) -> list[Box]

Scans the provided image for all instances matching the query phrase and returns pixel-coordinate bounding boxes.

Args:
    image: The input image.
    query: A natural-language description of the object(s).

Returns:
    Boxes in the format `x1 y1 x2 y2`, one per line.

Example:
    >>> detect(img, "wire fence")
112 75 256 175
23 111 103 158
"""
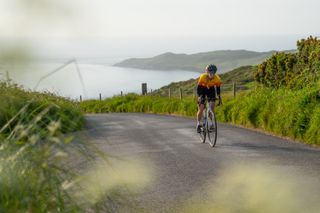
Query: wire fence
82 82 251 102
144 82 250 100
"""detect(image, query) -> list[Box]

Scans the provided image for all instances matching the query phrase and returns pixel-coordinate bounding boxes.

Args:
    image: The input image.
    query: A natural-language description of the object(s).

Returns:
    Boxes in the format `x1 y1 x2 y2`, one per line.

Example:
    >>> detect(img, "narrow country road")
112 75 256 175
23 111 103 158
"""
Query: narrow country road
83 113 320 212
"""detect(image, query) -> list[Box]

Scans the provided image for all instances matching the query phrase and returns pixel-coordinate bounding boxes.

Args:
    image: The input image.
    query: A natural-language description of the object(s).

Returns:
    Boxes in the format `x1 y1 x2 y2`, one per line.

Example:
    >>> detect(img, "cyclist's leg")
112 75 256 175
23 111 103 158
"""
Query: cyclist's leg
207 87 217 129
208 86 217 113
196 85 207 131
197 102 205 123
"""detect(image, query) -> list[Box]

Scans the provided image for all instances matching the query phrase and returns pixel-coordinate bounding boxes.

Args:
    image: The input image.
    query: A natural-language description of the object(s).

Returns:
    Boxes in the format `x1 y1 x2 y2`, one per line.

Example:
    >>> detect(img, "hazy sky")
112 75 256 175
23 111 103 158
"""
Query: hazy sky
0 0 319 38
0 0 319 56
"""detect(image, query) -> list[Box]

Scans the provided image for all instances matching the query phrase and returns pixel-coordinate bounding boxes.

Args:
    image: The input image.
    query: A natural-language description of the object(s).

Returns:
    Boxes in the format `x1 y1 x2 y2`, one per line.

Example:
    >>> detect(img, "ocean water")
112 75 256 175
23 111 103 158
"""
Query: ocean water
4 62 199 100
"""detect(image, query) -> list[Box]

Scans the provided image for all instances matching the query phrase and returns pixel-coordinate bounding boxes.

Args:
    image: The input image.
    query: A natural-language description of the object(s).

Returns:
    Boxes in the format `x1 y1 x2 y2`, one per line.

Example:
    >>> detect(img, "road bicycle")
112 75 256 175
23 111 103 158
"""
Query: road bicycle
198 99 218 148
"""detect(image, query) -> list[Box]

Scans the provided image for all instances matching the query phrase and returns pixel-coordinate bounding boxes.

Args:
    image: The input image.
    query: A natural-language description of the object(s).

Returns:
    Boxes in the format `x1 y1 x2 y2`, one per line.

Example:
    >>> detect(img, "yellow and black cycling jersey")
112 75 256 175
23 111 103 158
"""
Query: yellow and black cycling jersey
197 73 222 104
198 73 222 88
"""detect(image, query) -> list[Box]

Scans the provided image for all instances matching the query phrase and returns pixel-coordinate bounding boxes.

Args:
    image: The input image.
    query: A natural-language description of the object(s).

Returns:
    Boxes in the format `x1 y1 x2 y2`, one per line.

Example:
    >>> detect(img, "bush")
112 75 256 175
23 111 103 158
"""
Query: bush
255 36 320 89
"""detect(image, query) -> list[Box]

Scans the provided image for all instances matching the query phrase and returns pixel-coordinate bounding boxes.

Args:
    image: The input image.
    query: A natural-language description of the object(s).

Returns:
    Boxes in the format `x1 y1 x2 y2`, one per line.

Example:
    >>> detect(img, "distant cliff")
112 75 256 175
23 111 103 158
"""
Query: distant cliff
114 50 277 73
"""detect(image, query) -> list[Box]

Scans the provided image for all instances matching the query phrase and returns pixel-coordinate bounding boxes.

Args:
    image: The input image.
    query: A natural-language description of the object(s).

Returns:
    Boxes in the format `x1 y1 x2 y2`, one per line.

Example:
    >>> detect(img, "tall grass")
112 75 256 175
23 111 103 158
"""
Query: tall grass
0 81 83 135
216 84 320 145
81 94 198 116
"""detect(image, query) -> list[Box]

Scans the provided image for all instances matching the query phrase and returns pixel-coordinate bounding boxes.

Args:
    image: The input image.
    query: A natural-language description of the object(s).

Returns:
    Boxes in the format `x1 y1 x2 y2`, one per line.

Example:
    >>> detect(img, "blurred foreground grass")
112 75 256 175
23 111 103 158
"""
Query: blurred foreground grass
0 81 152 212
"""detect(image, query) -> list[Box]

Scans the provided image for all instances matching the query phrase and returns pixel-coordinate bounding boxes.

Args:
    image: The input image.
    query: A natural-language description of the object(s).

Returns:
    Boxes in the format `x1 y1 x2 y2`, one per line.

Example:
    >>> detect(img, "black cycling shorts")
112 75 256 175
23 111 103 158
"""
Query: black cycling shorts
197 85 216 105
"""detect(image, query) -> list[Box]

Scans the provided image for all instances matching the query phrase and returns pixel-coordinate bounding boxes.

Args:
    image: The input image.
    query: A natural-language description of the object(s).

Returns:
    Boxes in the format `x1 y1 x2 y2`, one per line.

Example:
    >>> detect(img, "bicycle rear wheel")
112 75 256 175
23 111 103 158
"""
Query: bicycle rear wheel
207 112 217 147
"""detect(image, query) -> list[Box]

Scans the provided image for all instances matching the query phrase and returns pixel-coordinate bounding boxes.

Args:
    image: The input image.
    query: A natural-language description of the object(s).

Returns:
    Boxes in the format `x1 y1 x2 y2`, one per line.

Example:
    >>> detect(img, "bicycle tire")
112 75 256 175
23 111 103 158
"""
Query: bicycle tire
199 111 206 143
207 112 217 147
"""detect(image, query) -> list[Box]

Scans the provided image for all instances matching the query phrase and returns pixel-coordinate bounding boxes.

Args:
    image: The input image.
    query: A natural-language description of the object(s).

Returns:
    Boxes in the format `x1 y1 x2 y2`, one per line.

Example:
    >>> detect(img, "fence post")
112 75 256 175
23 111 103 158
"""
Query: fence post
80 95 82 102
233 82 237 98
6 70 10 82
99 93 102 101
121 91 123 96
179 88 182 100
168 88 171 99
142 83 147 95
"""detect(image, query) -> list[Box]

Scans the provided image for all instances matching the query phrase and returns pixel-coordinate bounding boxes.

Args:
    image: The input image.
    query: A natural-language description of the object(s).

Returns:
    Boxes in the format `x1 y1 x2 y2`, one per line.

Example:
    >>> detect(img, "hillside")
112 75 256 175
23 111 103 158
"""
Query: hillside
151 65 256 97
114 50 276 73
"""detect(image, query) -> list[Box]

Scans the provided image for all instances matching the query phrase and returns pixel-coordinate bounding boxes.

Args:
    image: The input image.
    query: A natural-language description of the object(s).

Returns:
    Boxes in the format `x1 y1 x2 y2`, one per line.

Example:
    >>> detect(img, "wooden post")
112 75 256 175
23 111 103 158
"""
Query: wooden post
99 93 102 101
142 83 147 95
179 88 182 100
80 95 82 102
121 91 123 96
233 82 237 98
168 88 171 99
5 70 11 82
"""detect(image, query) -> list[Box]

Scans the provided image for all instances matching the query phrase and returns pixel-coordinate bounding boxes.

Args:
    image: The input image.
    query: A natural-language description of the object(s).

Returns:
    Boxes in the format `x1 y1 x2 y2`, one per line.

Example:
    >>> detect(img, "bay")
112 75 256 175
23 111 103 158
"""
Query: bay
3 62 199 100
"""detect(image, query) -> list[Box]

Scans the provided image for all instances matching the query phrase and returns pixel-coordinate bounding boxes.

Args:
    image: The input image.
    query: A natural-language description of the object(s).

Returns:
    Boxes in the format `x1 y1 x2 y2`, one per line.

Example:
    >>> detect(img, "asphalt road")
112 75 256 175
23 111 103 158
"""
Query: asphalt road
84 113 320 212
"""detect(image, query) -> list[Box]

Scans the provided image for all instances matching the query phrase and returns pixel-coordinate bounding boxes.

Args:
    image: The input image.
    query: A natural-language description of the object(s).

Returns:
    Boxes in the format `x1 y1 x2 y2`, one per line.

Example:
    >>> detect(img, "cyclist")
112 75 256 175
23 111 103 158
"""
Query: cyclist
196 64 222 133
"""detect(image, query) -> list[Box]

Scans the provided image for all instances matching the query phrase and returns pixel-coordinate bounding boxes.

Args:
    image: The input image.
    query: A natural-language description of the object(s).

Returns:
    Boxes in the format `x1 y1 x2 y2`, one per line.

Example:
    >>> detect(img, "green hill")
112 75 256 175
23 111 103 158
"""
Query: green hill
114 50 277 73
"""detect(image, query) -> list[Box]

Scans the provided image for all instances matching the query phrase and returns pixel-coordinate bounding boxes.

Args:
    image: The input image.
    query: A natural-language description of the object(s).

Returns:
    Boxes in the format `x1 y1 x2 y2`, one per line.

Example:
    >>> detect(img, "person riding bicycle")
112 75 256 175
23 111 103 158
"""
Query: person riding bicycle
196 64 222 133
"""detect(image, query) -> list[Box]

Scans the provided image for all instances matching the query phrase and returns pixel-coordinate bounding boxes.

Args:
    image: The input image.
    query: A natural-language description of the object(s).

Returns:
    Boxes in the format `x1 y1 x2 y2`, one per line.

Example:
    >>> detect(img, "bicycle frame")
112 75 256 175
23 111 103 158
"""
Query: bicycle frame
199 99 218 147
203 101 213 128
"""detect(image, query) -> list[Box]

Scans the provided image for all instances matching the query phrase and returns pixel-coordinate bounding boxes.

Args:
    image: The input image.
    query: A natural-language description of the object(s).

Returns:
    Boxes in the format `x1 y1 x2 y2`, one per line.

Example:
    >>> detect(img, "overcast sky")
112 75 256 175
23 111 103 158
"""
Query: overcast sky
0 0 319 38
0 0 319 56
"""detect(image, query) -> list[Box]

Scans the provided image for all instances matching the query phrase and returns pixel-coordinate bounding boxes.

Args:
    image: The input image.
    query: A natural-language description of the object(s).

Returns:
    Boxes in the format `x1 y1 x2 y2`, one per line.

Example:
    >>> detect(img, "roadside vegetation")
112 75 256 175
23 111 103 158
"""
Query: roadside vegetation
0 81 83 135
217 84 320 145
81 36 320 145
81 94 198 116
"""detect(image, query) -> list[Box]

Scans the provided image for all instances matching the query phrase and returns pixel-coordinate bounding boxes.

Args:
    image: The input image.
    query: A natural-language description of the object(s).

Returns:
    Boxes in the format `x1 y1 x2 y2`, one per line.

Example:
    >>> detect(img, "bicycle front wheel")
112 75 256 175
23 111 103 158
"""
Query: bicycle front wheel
199 124 206 143
207 112 217 147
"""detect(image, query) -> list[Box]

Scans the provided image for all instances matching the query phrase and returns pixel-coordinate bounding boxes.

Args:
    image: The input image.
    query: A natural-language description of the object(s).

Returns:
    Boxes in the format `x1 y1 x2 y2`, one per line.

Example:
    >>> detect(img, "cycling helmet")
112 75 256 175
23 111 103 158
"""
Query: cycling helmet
206 64 217 74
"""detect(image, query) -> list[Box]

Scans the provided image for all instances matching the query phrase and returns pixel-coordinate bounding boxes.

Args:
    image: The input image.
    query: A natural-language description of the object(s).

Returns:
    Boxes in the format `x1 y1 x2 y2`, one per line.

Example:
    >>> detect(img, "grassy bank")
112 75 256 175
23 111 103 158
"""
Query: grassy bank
217 84 320 145
81 94 198 116
0 81 83 136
